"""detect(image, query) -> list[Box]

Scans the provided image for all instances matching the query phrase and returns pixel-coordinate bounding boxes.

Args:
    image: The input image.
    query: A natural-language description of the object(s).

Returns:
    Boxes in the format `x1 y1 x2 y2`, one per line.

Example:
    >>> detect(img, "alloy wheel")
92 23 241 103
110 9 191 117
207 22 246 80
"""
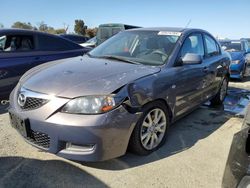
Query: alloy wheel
140 108 167 150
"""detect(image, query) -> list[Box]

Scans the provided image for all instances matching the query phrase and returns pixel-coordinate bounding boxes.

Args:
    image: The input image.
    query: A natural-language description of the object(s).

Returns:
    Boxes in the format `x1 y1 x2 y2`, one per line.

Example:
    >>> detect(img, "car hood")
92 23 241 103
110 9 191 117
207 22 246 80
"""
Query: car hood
20 56 161 98
228 51 244 61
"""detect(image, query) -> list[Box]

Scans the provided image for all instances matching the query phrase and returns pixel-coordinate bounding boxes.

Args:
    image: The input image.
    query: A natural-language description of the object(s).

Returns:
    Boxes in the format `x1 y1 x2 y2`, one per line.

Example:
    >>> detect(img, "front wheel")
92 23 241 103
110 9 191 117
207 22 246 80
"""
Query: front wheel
240 64 247 81
128 102 169 155
210 77 228 106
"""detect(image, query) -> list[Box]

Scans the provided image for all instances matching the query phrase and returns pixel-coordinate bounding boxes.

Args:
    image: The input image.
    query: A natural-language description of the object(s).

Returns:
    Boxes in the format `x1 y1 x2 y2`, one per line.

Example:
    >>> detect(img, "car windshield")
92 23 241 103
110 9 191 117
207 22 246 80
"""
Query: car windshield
90 30 180 65
220 41 242 52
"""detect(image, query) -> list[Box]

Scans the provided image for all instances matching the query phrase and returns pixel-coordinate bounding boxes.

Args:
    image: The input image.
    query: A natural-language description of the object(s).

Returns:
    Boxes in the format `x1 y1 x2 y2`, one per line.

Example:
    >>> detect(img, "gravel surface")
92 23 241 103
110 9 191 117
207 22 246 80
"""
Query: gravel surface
0 78 249 188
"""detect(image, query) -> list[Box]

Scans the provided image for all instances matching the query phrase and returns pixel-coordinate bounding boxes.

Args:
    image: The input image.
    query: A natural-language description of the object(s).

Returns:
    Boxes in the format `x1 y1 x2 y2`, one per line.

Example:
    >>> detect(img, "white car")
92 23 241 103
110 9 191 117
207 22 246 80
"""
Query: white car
80 37 96 48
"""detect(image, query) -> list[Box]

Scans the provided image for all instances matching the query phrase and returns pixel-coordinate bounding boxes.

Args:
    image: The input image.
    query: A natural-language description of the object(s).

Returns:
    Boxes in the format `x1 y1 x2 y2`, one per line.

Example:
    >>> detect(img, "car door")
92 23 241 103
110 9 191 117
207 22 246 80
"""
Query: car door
0 34 40 96
201 34 225 101
173 33 208 117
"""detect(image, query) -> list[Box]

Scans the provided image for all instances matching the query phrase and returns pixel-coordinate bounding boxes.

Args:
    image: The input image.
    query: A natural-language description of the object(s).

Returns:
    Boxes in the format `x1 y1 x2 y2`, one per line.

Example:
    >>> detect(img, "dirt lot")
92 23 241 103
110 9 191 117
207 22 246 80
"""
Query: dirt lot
0 77 249 188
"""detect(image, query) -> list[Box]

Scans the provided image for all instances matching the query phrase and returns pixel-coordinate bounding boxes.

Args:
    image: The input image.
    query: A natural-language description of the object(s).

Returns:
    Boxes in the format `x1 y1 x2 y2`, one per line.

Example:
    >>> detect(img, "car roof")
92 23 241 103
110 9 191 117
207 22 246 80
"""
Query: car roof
220 39 247 43
126 27 211 37
0 28 57 37
60 34 87 37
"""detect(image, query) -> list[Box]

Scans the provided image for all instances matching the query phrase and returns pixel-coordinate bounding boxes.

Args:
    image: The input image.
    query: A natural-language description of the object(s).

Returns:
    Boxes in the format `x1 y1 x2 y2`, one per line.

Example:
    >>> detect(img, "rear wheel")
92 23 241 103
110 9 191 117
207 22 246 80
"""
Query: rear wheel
129 101 169 155
210 77 228 106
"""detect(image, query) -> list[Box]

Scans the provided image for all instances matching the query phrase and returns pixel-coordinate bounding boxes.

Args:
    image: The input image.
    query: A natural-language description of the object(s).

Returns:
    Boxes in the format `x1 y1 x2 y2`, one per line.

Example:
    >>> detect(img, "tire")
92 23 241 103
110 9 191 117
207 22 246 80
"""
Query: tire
239 66 245 81
128 101 169 155
210 77 228 106
241 64 247 80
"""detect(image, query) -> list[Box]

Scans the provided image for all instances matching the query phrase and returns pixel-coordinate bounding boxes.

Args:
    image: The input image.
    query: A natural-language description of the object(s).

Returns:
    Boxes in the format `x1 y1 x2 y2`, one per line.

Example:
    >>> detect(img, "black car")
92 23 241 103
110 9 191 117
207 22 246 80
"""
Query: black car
222 105 250 188
0 29 90 99
59 34 89 44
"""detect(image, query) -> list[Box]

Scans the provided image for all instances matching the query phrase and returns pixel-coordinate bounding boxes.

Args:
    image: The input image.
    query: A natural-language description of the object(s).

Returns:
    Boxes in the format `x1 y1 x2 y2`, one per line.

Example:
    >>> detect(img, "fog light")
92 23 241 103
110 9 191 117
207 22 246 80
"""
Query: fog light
65 142 95 152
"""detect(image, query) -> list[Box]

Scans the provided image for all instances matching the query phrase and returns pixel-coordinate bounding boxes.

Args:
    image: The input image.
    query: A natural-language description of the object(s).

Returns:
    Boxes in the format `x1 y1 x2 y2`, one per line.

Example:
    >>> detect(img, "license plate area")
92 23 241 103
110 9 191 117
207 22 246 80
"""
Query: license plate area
9 112 31 138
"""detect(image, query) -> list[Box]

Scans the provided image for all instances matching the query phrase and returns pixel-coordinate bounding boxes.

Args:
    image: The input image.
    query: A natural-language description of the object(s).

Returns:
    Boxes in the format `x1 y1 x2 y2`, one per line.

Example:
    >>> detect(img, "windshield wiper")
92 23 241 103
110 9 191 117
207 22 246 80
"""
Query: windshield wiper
98 55 141 65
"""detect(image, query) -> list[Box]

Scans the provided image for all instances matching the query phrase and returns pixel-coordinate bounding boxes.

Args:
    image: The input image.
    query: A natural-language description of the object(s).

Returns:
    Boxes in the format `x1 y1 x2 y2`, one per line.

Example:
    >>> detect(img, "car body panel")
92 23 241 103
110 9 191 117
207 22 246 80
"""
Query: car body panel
20 56 161 97
59 34 89 44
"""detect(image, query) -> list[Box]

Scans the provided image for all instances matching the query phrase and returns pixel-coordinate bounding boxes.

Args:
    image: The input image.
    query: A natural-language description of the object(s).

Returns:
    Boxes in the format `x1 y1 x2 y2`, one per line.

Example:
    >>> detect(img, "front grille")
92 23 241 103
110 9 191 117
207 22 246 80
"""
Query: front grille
26 130 50 149
21 97 48 111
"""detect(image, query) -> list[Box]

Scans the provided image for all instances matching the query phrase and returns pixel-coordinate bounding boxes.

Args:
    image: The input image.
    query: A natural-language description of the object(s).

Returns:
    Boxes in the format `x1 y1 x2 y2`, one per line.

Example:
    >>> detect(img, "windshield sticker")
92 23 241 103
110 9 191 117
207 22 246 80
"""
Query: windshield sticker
158 31 182 36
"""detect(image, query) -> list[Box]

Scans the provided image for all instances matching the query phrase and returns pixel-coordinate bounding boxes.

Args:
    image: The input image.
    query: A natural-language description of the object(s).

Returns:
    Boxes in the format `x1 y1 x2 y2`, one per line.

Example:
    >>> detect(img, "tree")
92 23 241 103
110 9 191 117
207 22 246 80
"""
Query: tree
86 28 97 38
37 21 49 32
11 22 33 30
0 23 4 28
37 21 57 34
74 19 87 36
55 28 66 34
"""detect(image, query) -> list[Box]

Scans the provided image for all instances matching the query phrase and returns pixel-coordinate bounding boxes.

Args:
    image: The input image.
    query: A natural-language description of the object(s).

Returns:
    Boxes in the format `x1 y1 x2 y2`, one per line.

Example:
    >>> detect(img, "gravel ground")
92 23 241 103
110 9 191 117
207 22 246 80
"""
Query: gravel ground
0 77 249 188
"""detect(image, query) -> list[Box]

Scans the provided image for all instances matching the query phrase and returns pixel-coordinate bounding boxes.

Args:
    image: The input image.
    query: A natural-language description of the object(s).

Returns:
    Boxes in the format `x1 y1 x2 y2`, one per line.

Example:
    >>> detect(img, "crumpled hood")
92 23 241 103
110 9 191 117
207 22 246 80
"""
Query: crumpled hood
229 51 244 61
20 56 161 98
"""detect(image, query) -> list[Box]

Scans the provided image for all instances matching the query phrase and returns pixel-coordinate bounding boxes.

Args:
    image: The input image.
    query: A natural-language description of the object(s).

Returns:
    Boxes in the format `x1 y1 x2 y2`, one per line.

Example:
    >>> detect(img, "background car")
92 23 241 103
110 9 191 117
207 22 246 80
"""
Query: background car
222 104 250 188
80 36 97 48
220 39 250 80
0 29 90 99
9 27 230 162
96 23 140 45
59 34 89 44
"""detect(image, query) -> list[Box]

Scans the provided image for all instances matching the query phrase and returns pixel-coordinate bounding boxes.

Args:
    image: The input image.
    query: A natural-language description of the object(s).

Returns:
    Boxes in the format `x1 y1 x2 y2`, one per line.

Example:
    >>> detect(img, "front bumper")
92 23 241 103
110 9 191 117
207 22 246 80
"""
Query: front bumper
9 87 141 161
229 63 244 78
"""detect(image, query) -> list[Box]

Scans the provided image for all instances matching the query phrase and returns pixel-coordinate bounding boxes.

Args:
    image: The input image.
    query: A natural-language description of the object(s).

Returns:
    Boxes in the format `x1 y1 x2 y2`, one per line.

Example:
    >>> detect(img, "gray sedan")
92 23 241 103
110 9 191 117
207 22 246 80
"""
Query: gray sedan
8 27 231 161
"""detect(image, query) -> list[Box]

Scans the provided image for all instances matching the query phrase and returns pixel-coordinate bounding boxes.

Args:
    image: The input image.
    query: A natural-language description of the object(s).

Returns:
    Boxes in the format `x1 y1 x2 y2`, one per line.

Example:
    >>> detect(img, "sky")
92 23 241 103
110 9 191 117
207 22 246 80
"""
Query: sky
1 0 249 39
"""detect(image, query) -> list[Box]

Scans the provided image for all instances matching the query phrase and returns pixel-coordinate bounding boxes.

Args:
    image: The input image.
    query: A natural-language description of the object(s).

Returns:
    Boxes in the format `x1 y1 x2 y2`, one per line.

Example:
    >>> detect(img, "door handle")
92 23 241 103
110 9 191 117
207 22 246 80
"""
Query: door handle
203 67 209 73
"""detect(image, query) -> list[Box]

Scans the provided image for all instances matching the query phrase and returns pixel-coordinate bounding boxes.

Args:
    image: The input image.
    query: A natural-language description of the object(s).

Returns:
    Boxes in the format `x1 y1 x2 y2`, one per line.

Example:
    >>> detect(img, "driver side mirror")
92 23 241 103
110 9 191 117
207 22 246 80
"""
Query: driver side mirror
181 53 202 65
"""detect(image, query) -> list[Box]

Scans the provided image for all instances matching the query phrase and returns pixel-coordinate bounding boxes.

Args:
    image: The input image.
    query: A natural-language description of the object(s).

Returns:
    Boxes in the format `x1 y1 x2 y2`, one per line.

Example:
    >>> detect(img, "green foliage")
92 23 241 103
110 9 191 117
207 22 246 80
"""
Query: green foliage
74 20 87 35
86 28 97 38
8 20 94 36
11 22 33 30
37 21 52 32
55 29 66 34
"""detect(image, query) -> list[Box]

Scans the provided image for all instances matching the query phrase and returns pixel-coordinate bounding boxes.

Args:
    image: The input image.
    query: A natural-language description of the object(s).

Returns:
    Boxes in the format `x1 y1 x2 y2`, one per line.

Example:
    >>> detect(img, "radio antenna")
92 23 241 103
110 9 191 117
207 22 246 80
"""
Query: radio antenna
185 19 192 28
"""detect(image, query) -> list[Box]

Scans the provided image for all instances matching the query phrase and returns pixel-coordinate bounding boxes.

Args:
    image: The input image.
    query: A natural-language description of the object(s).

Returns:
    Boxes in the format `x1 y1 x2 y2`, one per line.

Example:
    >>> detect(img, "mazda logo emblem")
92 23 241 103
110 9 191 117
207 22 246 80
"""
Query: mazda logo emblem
18 93 26 107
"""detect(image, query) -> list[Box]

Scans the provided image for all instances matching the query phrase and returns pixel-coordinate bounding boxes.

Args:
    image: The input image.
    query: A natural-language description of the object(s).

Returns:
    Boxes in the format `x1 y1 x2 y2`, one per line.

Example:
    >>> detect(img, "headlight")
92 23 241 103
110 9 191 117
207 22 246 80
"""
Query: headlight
232 60 241 64
61 95 121 114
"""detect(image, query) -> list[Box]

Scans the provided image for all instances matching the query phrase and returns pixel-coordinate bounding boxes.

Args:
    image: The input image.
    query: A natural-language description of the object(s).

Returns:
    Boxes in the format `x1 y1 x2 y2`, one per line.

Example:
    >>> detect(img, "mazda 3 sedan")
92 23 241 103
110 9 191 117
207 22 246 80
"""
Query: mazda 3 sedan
8 27 231 161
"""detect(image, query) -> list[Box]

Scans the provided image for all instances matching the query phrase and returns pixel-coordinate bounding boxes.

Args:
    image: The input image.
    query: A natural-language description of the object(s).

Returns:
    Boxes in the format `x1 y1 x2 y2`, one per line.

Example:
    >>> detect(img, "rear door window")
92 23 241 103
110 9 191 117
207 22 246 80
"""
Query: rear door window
37 35 74 51
0 35 34 52
204 34 220 57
